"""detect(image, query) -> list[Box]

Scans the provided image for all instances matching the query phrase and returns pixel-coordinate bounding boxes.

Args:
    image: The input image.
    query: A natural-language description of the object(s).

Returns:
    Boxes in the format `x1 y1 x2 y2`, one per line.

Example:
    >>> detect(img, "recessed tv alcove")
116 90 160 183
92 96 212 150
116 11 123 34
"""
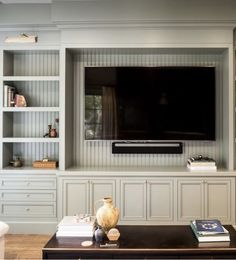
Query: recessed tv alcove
65 48 228 168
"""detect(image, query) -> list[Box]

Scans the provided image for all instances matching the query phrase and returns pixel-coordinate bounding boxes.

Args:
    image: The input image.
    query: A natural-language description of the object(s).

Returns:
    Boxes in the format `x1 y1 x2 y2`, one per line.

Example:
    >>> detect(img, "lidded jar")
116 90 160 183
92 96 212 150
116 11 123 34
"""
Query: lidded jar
96 197 119 232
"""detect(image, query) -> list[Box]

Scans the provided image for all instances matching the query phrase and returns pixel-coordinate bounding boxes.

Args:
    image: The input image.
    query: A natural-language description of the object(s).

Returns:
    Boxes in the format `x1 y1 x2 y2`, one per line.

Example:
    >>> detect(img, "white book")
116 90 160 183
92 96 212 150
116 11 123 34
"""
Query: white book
194 234 230 242
57 225 94 232
187 164 217 171
4 85 9 107
56 231 93 237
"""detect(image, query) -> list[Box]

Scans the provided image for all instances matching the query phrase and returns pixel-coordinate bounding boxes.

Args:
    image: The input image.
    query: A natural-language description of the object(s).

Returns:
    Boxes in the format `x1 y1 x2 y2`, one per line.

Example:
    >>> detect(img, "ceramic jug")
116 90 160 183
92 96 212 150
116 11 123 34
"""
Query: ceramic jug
96 197 119 232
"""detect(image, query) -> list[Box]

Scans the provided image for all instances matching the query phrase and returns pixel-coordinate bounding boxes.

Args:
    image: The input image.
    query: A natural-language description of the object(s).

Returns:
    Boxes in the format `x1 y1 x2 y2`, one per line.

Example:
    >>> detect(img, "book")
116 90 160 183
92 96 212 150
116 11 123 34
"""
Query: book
187 156 216 167
187 164 217 171
56 231 94 237
56 216 95 237
190 220 230 242
4 85 9 107
195 219 225 235
7 86 16 107
4 85 16 107
187 159 216 167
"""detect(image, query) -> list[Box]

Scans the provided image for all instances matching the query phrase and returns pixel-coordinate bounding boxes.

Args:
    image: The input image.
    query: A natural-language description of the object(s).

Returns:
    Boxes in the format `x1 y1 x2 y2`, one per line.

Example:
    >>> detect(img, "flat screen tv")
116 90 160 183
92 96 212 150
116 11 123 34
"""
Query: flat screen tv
84 66 215 141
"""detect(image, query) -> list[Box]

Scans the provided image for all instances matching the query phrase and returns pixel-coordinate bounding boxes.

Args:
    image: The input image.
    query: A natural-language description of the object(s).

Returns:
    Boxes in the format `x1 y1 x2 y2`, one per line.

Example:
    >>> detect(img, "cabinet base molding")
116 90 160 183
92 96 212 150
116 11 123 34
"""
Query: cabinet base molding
4 221 57 234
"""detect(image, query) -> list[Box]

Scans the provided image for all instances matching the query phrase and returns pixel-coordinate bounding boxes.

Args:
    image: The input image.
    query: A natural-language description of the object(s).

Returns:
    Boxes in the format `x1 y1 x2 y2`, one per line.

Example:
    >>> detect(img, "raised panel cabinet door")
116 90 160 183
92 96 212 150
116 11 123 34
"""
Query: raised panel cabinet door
62 180 90 216
147 179 174 221
177 179 204 222
120 180 146 221
204 178 234 223
90 179 116 215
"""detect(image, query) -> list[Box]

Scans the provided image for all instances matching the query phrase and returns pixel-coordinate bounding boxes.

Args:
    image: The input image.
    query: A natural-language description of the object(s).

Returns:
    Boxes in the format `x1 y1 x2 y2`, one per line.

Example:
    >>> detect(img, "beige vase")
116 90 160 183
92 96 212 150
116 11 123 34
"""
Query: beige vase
96 197 119 232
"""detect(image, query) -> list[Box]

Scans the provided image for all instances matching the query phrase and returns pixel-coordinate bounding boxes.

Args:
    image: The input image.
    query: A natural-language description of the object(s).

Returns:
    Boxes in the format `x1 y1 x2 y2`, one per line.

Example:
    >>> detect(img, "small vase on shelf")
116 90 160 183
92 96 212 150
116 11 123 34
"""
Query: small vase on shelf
94 227 105 242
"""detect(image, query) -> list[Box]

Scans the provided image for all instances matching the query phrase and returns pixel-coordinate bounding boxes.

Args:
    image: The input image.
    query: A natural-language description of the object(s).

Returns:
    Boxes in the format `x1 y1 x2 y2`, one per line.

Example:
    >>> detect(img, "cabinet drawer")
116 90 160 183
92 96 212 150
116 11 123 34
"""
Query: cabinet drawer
0 178 56 189
0 190 56 201
0 202 56 217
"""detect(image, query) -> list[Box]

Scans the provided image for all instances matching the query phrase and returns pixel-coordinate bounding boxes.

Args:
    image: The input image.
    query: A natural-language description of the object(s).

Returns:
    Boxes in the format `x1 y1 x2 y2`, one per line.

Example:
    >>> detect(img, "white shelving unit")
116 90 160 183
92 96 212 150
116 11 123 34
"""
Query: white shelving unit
0 48 61 170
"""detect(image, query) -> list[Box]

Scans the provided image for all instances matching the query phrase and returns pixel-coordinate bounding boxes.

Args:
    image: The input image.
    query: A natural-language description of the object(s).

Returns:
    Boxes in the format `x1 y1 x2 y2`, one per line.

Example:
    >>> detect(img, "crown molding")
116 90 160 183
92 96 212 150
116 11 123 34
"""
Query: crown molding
55 19 236 30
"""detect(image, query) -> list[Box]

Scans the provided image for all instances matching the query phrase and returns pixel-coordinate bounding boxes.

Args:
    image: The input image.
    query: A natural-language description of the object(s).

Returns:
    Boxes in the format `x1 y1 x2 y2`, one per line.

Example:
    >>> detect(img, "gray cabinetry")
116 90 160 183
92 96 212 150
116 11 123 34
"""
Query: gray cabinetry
120 178 174 223
177 178 235 223
0 174 57 233
58 177 116 219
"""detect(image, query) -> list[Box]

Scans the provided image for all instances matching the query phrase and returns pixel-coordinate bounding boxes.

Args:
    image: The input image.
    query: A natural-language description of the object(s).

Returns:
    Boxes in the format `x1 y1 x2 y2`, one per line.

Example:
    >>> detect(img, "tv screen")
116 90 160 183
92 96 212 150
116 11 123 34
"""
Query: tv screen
84 66 215 141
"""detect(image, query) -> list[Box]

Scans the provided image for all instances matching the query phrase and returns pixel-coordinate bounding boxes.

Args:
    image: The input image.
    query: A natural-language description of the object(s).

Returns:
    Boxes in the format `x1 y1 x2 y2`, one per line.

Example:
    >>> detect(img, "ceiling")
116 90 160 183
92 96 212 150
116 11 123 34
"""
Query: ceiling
0 0 51 3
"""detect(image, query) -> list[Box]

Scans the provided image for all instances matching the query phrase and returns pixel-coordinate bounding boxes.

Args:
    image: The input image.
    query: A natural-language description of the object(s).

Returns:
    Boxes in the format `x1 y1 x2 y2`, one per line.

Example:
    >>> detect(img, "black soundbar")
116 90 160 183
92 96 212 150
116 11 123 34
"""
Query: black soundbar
112 142 183 154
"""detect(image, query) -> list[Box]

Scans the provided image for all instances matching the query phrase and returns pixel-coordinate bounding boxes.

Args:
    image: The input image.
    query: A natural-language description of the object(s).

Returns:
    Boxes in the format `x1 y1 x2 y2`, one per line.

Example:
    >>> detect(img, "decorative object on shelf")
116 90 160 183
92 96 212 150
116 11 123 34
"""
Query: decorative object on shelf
187 155 217 171
33 159 58 169
96 197 119 233
43 125 51 137
107 228 120 241
81 241 93 247
9 156 23 167
55 118 59 137
14 94 27 107
4 33 37 43
49 128 57 138
44 124 58 138
94 227 105 242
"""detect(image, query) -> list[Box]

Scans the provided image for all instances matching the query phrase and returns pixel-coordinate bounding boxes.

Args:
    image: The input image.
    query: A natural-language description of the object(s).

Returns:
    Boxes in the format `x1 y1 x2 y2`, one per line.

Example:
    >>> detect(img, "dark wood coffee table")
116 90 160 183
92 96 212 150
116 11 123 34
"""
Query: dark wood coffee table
42 225 236 259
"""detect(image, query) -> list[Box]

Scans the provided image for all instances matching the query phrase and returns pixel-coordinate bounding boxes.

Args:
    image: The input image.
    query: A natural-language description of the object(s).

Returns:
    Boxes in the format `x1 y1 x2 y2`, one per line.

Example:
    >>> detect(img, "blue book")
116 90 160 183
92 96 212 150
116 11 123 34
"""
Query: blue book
195 220 225 235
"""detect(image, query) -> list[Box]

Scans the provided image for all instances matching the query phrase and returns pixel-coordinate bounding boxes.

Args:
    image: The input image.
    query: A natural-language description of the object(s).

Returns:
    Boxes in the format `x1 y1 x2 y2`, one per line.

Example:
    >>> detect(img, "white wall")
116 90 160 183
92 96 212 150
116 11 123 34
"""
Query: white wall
52 0 236 26
0 0 236 29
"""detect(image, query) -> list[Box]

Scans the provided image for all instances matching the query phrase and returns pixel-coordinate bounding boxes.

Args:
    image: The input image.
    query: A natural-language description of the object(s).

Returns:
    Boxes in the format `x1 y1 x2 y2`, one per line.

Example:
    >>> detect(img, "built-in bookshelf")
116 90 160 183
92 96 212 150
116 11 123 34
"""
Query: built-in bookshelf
0 49 60 170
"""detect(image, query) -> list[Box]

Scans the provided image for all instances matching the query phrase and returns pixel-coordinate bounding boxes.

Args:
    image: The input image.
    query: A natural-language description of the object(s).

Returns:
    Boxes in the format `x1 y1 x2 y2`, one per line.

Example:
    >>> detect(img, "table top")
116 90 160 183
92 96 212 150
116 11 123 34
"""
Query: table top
43 225 236 255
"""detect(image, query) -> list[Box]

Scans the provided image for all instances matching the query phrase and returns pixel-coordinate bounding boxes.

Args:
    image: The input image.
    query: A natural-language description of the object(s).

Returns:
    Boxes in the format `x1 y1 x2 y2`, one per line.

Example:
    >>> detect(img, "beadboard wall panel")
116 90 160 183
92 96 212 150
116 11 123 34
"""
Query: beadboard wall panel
9 81 60 107
4 50 59 77
3 143 59 167
1 50 60 169
3 112 59 138
72 49 224 167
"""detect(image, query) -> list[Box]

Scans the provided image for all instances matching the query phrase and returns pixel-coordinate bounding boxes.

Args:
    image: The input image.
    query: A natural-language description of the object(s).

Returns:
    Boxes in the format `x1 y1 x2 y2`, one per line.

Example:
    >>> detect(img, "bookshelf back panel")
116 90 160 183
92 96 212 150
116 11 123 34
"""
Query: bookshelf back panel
3 112 59 138
3 81 59 107
3 50 59 76
3 142 59 167
73 48 223 167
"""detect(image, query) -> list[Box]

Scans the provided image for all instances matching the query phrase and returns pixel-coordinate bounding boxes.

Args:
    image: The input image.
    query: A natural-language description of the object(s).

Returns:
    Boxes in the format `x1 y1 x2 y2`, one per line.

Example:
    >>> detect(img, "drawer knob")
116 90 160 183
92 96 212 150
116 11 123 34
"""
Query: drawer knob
26 208 30 211
26 194 30 198
27 182 30 186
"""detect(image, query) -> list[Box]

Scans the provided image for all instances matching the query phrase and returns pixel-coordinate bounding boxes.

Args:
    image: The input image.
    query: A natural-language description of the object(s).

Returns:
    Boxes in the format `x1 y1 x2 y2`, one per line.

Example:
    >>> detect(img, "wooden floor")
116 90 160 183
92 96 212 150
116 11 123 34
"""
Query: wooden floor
5 234 51 260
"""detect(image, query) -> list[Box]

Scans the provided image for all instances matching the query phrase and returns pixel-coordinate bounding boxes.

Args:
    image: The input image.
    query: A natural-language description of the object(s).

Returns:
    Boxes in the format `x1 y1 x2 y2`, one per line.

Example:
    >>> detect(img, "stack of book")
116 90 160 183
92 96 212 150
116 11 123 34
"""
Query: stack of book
190 219 230 242
4 85 16 107
56 215 95 237
187 155 217 171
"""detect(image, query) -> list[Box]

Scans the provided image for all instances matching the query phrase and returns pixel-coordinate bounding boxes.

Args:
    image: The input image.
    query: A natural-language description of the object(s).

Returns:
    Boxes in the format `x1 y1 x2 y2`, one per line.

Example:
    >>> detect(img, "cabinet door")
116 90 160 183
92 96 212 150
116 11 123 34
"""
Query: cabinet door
120 180 146 221
205 179 234 223
90 179 116 215
147 179 174 221
62 179 90 216
177 179 204 222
